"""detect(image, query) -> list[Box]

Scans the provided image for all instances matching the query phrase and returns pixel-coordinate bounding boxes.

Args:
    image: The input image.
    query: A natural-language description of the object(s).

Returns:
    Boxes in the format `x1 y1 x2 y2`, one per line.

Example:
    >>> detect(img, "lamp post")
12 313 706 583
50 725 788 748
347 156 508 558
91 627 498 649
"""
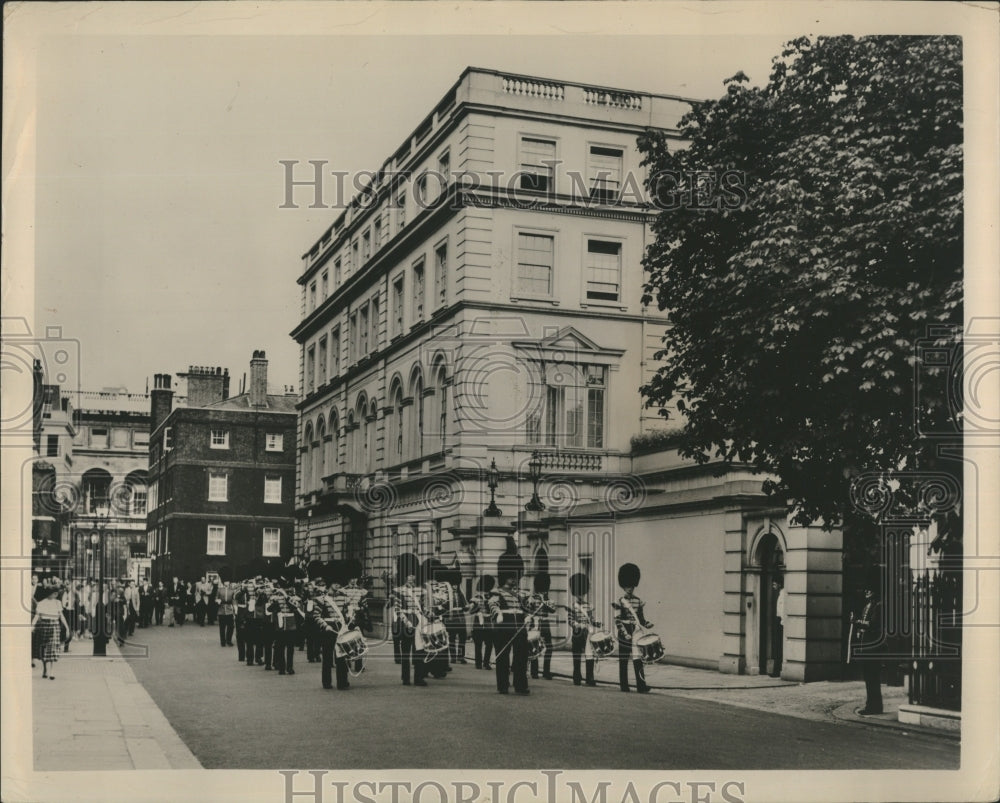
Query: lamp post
90 528 107 656
483 458 502 518
525 451 545 512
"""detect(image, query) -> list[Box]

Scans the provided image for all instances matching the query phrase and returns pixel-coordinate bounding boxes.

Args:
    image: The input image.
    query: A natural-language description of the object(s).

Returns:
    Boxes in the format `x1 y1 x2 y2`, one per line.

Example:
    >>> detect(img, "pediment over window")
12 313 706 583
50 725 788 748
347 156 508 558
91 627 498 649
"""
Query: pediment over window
511 326 625 365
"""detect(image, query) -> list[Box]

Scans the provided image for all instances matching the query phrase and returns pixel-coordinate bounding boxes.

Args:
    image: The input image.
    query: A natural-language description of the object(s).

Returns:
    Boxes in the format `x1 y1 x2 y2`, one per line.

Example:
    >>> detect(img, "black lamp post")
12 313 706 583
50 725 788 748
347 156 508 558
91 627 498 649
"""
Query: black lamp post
484 458 502 518
525 451 545 512
91 528 108 656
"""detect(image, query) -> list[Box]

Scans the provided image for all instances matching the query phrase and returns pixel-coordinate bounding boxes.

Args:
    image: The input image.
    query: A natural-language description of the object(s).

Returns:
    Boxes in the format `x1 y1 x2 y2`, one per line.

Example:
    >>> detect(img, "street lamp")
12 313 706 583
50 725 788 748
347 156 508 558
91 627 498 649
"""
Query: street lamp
90 529 107 656
525 451 545 512
483 458 502 518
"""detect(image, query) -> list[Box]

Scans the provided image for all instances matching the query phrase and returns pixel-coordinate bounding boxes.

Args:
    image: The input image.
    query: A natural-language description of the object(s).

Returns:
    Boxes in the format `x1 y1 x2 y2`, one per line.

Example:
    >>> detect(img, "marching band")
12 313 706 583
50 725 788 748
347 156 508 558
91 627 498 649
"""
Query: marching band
172 552 665 698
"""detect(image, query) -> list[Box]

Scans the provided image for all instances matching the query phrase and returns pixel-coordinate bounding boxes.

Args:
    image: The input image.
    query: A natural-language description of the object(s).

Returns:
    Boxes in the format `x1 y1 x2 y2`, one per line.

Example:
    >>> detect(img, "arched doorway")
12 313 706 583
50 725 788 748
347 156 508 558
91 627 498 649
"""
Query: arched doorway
756 532 785 676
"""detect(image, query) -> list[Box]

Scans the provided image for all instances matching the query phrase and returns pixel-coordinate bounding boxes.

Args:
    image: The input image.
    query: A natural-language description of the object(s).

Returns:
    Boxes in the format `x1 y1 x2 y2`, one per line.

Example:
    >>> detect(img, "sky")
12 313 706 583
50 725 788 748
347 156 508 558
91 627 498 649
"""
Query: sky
29 17 789 396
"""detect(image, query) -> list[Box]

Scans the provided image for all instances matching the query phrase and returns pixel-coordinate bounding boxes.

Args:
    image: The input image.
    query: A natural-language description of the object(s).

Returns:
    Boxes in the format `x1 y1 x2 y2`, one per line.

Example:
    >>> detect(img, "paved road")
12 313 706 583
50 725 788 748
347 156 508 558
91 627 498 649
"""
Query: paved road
123 623 959 770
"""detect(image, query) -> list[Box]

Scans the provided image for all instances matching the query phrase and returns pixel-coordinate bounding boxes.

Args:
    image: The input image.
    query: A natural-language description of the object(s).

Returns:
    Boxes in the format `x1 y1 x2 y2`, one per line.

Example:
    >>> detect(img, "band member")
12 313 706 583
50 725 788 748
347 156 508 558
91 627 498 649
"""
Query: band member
390 553 427 687
268 578 303 675
490 545 529 695
217 578 237 648
442 567 469 665
614 563 653 693
527 572 557 680
235 579 255 662
568 573 599 687
422 558 452 678
253 579 274 669
307 575 350 690
469 575 495 670
342 559 370 674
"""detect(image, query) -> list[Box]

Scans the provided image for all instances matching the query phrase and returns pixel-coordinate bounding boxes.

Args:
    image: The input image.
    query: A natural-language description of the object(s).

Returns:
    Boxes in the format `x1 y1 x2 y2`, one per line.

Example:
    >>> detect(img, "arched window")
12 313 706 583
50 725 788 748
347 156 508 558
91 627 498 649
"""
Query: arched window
368 401 378 472
387 381 404 467
315 416 327 487
302 421 314 491
433 361 448 454
327 409 339 473
354 395 368 473
346 411 357 473
409 371 424 460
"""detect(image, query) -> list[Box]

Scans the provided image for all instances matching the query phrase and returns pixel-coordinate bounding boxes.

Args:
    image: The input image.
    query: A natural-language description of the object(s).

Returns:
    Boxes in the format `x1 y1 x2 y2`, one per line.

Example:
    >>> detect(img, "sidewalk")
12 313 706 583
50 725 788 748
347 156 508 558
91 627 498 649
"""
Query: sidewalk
542 655 957 740
31 636 201 770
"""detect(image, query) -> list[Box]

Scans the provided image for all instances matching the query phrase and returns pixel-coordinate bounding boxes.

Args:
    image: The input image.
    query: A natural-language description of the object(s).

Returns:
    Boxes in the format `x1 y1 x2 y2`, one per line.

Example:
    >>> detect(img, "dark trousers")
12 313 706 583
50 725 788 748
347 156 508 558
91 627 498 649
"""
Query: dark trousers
154 604 165 625
771 622 784 677
172 605 185 625
862 660 884 713
274 630 296 673
305 623 321 663
494 617 528 693
618 636 649 691
208 601 218 625
472 622 494 668
244 620 258 665
399 630 426 685
571 630 593 685
235 618 248 660
195 600 206 625
530 621 553 678
254 621 273 667
320 630 350 689
218 614 235 646
140 600 153 627
445 619 466 662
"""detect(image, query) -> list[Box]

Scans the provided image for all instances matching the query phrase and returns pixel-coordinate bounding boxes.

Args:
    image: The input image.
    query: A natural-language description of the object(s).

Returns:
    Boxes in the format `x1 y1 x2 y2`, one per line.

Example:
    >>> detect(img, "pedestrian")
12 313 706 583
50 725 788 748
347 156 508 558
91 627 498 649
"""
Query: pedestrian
614 563 653 694
153 581 166 625
168 577 185 626
851 582 885 716
772 578 786 678
125 579 140 636
469 575 495 670
32 585 69 680
60 582 75 652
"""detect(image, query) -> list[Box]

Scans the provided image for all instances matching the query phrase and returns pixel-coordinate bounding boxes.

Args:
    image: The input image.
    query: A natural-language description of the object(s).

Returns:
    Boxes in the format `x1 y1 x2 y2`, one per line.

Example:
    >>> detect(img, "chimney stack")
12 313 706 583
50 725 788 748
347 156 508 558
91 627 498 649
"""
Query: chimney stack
150 373 174 432
178 365 230 407
250 350 268 408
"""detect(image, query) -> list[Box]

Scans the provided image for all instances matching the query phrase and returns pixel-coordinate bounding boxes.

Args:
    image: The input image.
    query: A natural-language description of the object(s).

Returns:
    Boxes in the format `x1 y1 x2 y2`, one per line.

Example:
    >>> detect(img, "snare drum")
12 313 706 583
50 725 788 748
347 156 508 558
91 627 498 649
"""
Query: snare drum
589 630 616 658
335 628 367 660
420 620 449 653
526 629 545 659
636 633 664 664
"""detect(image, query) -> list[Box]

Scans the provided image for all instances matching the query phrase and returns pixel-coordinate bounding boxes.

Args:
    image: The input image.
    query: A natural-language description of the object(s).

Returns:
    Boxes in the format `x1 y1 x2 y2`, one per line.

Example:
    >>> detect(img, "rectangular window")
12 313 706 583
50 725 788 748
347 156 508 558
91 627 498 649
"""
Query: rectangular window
46 434 59 457
134 431 150 448
207 525 226 556
349 313 358 363
438 150 450 183
266 433 284 452
309 281 317 312
318 336 328 386
359 305 369 357
397 190 406 230
210 429 230 449
588 146 623 202
111 428 129 448
585 240 622 302
331 327 341 376
362 230 371 261
370 297 379 350
516 233 554 297
392 276 405 337
539 364 606 448
334 258 342 288
132 488 147 517
373 216 383 248
352 241 360 273
520 137 556 193
263 527 281 557
413 259 425 322
434 242 447 308
91 428 108 449
208 472 228 502
307 345 316 393
321 270 329 299
587 366 606 449
264 475 282 504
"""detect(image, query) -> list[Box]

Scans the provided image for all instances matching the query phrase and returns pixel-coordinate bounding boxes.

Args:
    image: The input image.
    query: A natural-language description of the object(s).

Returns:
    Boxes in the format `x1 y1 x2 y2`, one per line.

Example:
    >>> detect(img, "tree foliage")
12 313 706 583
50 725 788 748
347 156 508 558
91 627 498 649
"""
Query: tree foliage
639 36 963 530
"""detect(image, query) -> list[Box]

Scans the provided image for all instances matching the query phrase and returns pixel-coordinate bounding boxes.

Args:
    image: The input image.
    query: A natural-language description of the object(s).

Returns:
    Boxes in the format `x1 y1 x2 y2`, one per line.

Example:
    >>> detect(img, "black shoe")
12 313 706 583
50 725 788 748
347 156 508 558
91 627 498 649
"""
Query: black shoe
531 673 539 679
620 686 631 692
498 689 509 694
279 670 286 675
543 673 554 680
288 669 295 675
265 666 272 671
856 707 883 716
414 680 428 687
402 680 411 686
323 684 333 689
637 686 651 694
515 689 530 695
483 663 492 670
256 660 264 666
574 679 582 686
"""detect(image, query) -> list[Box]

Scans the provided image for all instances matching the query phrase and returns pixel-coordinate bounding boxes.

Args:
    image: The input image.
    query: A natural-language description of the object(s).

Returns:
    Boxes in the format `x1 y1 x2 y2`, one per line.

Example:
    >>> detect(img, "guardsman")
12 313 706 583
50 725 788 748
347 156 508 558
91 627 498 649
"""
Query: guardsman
235 579 254 663
527 572 557 680
489 545 529 695
390 553 427 687
307 575 350 690
268 578 303 675
851 580 886 716
342 559 370 673
253 579 274 669
568 573 600 687
422 558 451 678
614 563 653 693
442 567 469 665
469 575 495 670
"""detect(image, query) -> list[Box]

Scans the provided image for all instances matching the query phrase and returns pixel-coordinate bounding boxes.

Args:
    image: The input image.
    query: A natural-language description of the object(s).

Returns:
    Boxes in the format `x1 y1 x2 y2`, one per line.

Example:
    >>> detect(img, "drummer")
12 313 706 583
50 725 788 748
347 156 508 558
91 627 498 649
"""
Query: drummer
390 553 428 687
526 572 556 680
614 562 653 693
568 573 600 687
306 574 350 691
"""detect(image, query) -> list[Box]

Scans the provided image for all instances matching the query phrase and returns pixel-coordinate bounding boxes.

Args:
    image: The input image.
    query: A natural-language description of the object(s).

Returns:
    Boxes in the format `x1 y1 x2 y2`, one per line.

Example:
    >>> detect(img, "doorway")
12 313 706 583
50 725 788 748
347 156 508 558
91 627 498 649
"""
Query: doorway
757 532 785 676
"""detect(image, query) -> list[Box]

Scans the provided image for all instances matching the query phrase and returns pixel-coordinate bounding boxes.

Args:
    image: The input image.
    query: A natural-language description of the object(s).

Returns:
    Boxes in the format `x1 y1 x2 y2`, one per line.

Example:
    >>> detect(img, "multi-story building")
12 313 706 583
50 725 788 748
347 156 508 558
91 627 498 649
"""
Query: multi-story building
290 68 845 681
145 352 297 583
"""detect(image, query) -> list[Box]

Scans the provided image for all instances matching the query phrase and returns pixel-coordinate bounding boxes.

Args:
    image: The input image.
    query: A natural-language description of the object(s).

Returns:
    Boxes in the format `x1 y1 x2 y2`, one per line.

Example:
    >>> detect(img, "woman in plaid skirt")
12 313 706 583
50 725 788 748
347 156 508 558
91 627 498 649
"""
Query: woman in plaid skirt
32 586 69 680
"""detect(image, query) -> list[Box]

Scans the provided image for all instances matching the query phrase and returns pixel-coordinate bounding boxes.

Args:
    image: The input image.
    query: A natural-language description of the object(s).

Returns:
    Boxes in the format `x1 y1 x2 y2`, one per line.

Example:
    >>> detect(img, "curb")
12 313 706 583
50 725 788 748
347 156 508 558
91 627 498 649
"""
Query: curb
829 701 960 740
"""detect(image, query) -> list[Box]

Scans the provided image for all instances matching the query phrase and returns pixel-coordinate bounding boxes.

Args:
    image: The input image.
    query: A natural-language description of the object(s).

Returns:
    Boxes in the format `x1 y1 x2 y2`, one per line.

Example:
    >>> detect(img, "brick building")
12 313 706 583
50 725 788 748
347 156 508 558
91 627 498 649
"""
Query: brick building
145 352 297 583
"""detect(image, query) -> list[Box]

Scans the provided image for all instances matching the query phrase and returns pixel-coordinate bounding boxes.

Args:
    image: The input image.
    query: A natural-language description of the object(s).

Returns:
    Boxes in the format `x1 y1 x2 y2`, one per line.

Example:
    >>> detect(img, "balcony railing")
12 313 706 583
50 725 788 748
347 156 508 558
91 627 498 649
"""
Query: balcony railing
583 87 643 110
536 450 603 472
502 76 565 102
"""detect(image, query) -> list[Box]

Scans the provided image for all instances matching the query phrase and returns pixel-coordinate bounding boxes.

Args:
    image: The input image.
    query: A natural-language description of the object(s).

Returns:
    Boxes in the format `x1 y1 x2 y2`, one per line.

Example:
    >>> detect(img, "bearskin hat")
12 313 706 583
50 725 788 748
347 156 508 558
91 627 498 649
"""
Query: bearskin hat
307 559 326 580
533 572 551 594
618 562 641 590
477 574 496 594
396 552 420 585
497 551 524 587
569 572 589 597
422 557 446 585
343 558 363 581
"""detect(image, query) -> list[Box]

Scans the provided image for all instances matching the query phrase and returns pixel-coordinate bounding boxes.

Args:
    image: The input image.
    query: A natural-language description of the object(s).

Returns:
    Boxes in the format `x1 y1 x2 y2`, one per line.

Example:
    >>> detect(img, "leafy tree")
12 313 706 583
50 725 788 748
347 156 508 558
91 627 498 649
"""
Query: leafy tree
638 36 963 534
